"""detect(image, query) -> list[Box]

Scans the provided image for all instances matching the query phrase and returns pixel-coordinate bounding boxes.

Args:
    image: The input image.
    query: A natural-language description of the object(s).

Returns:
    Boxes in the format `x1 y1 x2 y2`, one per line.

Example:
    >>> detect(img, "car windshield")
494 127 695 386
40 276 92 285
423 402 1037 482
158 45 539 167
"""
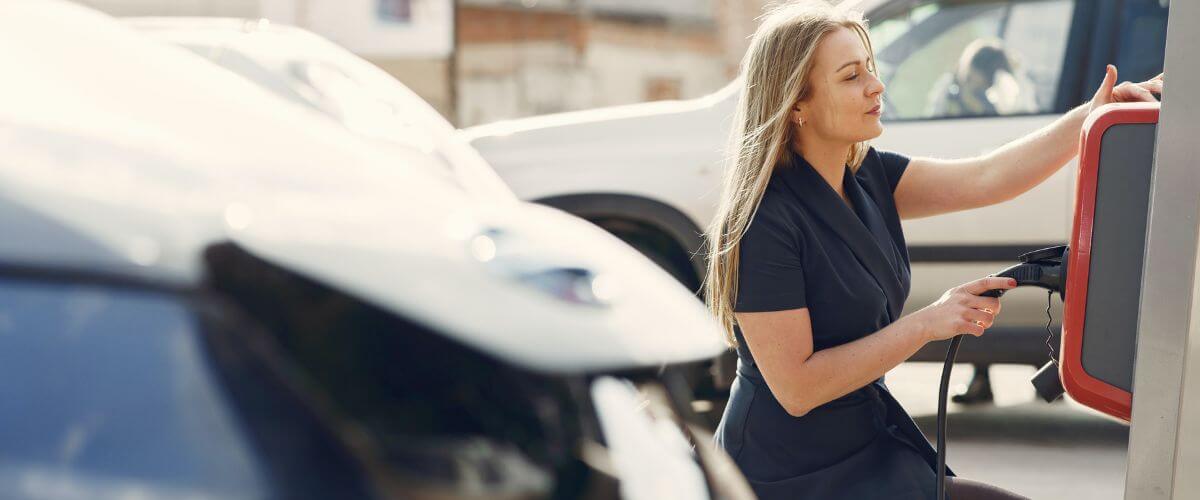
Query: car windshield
0 278 268 499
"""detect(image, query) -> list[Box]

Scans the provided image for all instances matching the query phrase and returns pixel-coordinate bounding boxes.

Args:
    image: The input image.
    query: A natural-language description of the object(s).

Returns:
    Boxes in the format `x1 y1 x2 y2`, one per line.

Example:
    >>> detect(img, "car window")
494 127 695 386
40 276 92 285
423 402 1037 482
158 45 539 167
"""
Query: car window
1115 0 1169 84
871 0 1074 120
0 279 267 499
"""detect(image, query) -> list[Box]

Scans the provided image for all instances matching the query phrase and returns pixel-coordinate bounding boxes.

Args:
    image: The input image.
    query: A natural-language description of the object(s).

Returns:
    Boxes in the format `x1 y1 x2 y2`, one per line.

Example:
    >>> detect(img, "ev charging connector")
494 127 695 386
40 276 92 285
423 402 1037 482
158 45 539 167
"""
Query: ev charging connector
935 245 1068 500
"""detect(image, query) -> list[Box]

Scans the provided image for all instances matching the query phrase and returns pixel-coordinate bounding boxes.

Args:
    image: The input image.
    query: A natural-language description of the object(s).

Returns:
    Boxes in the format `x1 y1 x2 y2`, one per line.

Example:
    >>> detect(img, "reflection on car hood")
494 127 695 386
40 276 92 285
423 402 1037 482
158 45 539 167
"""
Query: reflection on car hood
237 200 726 373
0 1 726 372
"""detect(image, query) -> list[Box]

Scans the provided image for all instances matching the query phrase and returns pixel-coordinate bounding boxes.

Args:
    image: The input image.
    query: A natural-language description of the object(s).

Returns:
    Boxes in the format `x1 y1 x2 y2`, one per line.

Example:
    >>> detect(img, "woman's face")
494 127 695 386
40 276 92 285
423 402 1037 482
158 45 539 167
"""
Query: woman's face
795 27 885 144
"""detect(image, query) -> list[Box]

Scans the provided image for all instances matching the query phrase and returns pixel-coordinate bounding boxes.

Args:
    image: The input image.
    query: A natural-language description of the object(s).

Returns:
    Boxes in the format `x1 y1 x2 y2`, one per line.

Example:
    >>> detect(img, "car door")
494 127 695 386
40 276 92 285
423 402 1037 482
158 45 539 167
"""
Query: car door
864 0 1085 327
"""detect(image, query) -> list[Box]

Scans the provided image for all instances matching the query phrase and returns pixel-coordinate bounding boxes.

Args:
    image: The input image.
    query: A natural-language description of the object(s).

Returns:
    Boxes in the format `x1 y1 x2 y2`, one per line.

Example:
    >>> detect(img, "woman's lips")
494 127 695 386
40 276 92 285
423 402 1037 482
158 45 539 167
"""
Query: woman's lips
867 104 881 115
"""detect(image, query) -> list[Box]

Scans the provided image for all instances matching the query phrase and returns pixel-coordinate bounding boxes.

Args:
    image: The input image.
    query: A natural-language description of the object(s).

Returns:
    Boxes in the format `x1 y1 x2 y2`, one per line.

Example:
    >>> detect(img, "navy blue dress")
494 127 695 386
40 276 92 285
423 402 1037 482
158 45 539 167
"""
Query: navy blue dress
714 147 953 499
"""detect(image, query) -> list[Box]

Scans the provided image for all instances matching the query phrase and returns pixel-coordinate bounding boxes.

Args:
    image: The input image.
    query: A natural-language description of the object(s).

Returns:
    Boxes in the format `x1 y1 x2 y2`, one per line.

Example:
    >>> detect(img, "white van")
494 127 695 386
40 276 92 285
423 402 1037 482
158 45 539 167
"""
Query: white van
462 0 1170 402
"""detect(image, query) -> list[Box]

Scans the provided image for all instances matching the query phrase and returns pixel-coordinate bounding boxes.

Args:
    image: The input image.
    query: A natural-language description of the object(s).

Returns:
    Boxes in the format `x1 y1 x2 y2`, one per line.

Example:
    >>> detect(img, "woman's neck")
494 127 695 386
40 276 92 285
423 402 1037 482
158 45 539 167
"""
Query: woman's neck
794 138 852 200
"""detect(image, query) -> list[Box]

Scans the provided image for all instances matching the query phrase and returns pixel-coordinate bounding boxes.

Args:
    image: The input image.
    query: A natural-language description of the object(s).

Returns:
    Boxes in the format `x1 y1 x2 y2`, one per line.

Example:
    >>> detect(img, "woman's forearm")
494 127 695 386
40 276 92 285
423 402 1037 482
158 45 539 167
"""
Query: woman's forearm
976 103 1090 205
791 316 929 415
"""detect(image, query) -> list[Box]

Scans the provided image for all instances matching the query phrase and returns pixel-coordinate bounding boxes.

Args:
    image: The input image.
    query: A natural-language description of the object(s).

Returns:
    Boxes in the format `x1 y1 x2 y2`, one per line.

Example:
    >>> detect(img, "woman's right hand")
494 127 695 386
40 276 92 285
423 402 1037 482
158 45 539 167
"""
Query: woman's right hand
911 276 1017 342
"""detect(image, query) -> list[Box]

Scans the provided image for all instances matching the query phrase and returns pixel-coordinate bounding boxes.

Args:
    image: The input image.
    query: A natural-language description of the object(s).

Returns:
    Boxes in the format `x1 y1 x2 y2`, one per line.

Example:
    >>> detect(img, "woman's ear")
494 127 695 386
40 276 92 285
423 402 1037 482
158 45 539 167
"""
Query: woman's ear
792 106 805 126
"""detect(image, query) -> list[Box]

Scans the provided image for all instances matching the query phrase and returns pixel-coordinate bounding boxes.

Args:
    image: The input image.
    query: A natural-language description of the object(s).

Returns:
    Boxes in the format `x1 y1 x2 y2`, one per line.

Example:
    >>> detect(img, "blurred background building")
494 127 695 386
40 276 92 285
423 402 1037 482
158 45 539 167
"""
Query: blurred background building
76 0 768 126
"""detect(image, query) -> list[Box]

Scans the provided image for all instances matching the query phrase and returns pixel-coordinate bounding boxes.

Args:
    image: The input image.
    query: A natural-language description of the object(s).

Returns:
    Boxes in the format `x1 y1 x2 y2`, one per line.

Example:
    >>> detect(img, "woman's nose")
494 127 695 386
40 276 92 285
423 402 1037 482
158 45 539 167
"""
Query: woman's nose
867 71 885 96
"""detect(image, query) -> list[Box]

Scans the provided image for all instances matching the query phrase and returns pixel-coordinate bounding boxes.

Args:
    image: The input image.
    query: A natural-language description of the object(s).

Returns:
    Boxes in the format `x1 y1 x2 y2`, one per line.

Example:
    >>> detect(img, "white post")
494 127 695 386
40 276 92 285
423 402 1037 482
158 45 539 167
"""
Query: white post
1124 1 1200 498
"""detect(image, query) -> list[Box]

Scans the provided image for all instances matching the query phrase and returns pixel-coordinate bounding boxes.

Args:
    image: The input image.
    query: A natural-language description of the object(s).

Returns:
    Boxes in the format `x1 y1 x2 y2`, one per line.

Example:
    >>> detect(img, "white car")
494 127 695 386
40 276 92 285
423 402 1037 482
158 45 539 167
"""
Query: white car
128 16 749 413
0 2 750 499
462 0 1170 402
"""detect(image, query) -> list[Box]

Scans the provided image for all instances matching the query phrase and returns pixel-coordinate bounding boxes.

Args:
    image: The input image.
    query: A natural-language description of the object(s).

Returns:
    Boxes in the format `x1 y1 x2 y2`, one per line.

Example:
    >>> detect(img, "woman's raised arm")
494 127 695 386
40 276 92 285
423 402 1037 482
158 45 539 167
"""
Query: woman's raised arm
893 65 1163 220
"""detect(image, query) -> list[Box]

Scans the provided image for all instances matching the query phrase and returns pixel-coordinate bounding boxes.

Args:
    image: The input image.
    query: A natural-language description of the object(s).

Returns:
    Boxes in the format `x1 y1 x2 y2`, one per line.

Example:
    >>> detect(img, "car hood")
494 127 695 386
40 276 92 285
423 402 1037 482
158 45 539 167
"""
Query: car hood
236 199 726 374
460 83 737 179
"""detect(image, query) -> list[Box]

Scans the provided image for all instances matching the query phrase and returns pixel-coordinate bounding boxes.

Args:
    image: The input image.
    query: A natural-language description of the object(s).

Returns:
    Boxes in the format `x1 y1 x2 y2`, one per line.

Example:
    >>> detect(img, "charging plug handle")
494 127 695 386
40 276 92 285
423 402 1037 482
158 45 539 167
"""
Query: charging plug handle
936 245 1069 500
982 244 1069 298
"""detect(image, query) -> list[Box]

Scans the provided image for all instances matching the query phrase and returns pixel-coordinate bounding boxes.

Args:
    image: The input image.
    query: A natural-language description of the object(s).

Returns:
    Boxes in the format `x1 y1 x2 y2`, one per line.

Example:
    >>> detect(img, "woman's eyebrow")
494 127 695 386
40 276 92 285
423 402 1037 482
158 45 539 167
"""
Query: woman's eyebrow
836 60 861 72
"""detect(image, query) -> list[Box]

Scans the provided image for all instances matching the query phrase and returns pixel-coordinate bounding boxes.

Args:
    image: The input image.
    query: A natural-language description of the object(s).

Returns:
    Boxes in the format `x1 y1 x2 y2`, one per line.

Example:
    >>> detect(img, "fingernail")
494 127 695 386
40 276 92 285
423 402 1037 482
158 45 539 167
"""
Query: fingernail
1009 279 1017 286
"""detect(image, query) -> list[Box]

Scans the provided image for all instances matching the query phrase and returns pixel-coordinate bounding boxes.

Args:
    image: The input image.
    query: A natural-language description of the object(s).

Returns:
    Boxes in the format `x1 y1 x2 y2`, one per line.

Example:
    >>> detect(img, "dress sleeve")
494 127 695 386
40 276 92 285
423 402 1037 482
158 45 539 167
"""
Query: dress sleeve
733 209 807 312
875 149 911 193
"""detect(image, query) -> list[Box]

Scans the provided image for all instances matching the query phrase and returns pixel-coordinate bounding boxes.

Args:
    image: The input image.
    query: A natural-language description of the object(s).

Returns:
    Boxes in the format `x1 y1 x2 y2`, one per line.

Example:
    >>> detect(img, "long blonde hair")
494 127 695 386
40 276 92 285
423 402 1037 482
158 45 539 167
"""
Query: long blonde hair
705 1 877 345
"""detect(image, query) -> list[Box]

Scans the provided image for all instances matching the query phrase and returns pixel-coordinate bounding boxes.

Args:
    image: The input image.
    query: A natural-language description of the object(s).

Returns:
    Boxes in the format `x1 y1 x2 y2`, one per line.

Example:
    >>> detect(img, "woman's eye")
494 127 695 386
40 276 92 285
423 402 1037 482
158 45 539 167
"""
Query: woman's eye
846 73 859 81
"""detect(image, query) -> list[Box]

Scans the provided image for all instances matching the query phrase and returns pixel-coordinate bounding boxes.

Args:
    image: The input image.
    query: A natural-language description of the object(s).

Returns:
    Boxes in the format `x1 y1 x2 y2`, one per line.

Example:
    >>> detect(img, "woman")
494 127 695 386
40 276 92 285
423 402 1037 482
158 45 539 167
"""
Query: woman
705 2 1162 499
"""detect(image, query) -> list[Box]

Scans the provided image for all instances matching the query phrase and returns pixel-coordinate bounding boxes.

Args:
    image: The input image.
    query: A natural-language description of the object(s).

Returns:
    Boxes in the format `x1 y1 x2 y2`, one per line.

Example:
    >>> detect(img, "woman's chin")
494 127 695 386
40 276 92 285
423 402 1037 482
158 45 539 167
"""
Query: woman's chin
854 125 884 142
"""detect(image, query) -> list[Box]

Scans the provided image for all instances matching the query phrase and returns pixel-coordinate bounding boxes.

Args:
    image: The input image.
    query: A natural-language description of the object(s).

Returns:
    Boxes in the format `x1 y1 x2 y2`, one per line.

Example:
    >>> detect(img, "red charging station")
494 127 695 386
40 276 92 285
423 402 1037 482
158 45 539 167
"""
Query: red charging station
1061 102 1161 422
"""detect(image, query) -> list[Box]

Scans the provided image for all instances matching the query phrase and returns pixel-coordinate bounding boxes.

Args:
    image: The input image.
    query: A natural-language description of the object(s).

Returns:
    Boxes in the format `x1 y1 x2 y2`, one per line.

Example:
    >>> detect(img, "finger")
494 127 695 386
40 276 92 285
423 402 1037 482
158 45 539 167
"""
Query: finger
1114 81 1135 99
1117 84 1157 102
966 295 1001 312
1140 80 1164 94
1094 64 1117 101
1111 83 1130 103
962 276 1017 295
959 320 986 337
965 308 994 328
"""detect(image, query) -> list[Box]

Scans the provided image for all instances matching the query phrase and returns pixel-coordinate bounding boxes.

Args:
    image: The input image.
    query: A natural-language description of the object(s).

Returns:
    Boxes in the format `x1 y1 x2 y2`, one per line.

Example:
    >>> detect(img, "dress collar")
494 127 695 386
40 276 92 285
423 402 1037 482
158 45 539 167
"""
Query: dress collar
775 150 907 321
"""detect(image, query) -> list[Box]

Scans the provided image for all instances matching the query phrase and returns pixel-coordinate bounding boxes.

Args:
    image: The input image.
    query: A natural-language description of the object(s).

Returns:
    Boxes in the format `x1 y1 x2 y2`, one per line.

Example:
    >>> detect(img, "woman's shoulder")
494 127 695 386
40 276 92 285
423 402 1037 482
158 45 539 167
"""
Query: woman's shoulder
860 146 911 193
861 146 910 170
743 182 808 248
754 175 805 222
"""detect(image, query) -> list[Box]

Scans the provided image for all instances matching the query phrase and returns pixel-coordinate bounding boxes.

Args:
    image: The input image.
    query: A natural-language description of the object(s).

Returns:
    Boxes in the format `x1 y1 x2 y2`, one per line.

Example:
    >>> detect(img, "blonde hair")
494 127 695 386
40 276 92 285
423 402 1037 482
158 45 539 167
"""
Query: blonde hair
705 1 877 345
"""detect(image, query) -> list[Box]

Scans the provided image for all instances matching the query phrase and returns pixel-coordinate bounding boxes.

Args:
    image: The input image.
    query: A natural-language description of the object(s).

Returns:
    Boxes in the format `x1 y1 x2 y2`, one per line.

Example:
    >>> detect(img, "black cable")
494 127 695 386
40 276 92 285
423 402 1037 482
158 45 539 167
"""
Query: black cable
936 335 962 500
936 255 1065 496
1045 290 1057 364
936 258 1063 498
938 287 1006 499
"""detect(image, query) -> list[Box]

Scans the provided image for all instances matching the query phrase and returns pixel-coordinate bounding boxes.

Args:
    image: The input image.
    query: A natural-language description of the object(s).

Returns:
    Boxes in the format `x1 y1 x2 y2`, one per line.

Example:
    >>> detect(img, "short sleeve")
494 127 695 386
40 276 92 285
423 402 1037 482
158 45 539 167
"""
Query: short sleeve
733 209 807 312
876 149 911 193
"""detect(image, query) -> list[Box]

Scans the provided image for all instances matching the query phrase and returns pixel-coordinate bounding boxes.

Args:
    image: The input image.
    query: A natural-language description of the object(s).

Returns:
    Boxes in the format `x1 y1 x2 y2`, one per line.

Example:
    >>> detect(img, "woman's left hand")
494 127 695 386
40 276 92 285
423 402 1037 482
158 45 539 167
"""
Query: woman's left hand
1088 64 1164 115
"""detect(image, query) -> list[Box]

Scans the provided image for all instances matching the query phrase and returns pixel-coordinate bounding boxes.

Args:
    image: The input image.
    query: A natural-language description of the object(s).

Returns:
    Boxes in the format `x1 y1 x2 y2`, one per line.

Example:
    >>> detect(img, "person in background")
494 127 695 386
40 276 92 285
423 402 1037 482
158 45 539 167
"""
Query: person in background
929 39 1017 118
